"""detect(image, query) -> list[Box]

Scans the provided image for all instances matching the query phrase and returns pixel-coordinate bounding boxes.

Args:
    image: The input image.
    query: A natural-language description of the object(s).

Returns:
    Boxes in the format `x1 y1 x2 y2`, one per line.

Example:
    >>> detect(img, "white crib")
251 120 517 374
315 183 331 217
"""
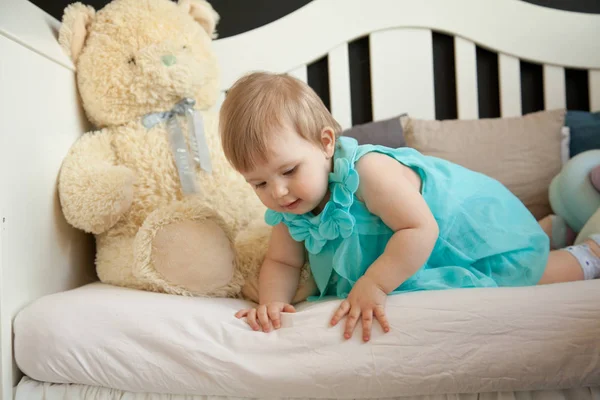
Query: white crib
2 0 600 399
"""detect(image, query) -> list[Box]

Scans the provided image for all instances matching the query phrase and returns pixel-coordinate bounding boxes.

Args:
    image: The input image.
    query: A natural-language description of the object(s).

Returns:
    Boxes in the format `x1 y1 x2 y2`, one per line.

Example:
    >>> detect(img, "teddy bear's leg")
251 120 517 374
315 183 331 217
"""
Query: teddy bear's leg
133 199 244 297
96 234 151 291
235 220 317 304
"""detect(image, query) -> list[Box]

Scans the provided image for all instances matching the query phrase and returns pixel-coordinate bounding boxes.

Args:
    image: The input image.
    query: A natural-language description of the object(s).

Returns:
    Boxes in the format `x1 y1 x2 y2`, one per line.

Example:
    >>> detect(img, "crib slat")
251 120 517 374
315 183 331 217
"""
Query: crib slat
454 37 479 119
370 29 435 120
543 65 566 110
498 54 522 117
328 44 352 130
590 70 600 112
288 65 308 83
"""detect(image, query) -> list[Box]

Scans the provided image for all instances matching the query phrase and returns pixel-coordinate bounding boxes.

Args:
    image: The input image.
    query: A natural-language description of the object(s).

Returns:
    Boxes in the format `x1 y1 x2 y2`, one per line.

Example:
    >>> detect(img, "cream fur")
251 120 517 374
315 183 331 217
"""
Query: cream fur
178 0 221 39
57 0 315 302
58 2 95 62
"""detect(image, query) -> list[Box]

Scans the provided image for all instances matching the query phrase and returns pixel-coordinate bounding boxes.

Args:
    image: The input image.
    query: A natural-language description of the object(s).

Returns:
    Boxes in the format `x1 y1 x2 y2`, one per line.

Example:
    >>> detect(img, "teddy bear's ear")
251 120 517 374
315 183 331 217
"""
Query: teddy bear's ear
179 0 220 39
58 3 96 63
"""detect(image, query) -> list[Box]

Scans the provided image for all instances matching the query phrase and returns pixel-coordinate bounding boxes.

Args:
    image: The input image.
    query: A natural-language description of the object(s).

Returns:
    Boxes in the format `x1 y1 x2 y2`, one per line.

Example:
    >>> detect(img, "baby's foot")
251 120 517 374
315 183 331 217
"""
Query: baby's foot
565 234 600 279
544 215 576 249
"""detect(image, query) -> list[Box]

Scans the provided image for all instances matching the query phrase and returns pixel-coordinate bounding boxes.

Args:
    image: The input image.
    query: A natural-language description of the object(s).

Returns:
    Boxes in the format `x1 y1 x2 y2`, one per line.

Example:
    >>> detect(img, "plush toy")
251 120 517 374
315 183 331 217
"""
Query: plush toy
57 0 315 302
548 149 600 248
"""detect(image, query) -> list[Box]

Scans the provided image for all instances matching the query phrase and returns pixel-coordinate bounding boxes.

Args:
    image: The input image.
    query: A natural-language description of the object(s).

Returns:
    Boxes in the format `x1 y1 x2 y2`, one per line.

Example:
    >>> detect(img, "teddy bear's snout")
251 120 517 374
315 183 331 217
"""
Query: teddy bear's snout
161 54 177 67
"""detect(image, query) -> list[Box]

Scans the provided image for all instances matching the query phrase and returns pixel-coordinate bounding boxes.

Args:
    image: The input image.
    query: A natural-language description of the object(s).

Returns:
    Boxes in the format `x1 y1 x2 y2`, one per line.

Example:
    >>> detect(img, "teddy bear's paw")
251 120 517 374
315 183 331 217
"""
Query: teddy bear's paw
60 164 135 234
91 165 135 231
109 166 136 217
240 265 317 305
234 221 318 304
149 219 236 295
291 267 318 304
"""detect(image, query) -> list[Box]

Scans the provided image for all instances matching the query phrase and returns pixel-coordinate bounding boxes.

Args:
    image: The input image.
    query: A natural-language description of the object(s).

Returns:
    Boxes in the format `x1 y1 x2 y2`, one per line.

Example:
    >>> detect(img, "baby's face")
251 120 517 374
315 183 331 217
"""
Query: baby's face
242 127 334 215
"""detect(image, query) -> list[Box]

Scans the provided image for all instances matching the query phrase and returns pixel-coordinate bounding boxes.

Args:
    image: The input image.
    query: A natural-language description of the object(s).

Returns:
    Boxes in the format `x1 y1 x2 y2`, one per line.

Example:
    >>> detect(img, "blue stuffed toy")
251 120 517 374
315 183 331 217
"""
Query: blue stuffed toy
549 150 600 247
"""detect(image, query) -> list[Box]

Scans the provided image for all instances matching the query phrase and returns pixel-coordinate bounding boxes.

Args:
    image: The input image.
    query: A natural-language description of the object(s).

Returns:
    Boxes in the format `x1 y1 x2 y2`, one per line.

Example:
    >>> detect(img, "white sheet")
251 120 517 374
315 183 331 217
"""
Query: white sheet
13 281 600 398
14 376 600 400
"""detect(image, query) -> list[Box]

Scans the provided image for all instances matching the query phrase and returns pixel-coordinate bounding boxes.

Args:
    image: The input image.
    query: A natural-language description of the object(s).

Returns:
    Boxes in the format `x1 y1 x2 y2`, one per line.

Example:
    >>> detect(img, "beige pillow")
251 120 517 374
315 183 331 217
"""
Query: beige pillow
404 109 566 220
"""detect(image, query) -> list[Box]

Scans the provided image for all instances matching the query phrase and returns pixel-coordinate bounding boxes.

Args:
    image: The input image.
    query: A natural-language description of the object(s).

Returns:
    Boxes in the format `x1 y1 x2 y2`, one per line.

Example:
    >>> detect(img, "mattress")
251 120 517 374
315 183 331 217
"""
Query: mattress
14 376 600 400
13 280 600 398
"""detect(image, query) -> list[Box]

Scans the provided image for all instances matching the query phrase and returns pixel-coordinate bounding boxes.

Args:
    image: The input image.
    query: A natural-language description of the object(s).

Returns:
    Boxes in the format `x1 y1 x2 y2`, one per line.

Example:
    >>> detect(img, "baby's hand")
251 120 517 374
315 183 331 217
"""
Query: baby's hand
235 302 296 332
330 276 390 342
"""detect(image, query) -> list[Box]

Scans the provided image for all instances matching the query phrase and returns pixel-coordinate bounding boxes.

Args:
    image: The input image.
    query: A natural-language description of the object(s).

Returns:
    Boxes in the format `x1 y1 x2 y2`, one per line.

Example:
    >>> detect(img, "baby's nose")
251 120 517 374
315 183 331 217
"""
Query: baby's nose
161 54 177 67
273 184 289 198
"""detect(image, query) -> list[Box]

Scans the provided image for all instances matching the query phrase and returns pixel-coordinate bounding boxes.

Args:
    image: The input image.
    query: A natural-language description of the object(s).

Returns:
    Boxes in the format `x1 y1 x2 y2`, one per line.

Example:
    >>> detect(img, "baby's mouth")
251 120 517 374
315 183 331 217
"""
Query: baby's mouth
283 199 301 210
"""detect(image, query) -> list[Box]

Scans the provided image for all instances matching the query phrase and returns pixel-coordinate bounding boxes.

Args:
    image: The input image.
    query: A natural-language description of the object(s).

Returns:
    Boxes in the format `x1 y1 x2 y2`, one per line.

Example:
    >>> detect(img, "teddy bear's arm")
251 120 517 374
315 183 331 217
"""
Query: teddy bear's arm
58 130 135 234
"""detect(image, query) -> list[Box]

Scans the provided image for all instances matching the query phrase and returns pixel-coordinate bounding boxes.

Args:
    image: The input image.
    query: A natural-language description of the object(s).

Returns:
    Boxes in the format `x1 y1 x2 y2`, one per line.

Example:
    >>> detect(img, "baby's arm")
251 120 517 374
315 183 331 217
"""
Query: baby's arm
331 152 439 341
235 223 305 332
358 153 439 291
259 223 306 304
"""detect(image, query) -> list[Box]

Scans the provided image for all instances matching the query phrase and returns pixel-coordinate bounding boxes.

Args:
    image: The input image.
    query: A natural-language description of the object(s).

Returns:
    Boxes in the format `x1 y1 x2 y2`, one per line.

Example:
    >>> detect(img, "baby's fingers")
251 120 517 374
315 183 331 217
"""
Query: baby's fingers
330 300 350 326
361 309 373 342
267 305 282 329
344 307 361 340
257 306 272 332
234 309 249 319
374 306 390 333
282 304 296 313
246 309 261 331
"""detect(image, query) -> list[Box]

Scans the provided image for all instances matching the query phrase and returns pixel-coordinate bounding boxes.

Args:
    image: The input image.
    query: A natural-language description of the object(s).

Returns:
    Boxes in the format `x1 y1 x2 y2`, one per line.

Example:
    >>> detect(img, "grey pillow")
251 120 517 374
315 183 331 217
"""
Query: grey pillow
342 114 406 148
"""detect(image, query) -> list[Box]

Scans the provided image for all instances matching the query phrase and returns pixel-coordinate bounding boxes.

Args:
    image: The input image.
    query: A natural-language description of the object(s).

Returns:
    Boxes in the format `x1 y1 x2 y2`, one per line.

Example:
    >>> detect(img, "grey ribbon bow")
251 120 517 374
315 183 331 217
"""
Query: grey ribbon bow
141 98 212 195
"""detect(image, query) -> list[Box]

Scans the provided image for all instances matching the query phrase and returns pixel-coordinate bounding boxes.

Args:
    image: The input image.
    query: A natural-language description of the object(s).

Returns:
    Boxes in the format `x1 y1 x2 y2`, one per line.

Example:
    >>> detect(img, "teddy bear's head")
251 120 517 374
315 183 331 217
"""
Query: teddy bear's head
59 0 220 128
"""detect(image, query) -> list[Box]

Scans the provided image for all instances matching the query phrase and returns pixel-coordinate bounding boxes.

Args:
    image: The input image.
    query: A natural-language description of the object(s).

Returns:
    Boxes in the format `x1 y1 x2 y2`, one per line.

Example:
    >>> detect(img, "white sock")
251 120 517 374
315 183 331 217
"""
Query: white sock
565 234 600 280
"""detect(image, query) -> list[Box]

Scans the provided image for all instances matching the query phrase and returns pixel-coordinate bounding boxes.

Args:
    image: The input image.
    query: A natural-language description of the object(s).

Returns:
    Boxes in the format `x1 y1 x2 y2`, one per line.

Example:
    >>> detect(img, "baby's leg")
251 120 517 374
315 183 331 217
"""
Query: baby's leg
538 215 553 244
537 215 576 249
538 236 600 284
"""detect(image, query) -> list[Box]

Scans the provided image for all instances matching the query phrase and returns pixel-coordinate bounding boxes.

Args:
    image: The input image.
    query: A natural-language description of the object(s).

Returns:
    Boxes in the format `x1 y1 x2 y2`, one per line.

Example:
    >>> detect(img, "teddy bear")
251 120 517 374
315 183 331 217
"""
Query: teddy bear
545 149 600 248
56 0 316 303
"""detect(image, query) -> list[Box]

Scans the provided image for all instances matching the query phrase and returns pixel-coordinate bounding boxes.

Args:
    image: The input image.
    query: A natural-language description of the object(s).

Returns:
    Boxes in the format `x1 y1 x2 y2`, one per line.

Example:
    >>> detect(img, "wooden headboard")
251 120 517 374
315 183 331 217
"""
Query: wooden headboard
1 0 599 398
213 0 600 128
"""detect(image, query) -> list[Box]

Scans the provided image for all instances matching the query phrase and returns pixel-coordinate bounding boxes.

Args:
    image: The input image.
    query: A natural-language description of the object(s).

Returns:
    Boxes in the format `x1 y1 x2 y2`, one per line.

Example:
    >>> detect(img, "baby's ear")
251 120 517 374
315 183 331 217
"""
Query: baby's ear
179 0 220 39
58 2 96 63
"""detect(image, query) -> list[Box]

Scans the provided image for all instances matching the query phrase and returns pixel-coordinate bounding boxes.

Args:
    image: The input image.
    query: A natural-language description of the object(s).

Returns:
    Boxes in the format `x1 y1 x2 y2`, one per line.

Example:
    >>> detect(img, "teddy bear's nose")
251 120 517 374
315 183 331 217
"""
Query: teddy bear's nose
161 55 177 67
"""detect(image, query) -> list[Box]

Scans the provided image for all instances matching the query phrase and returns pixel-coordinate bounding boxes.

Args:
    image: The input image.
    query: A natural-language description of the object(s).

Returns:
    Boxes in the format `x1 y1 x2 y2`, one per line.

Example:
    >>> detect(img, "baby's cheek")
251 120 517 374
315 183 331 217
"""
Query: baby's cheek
301 178 315 196
257 192 270 207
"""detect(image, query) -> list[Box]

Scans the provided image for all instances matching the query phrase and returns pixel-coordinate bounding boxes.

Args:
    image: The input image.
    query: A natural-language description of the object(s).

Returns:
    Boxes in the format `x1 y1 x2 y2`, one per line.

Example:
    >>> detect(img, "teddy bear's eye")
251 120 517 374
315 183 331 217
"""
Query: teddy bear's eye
128 57 136 66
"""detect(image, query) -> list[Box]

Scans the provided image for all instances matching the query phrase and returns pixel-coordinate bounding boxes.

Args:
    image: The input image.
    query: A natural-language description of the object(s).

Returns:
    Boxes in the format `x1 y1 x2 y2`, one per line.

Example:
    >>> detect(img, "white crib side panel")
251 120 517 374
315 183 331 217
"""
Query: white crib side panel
0 30 96 399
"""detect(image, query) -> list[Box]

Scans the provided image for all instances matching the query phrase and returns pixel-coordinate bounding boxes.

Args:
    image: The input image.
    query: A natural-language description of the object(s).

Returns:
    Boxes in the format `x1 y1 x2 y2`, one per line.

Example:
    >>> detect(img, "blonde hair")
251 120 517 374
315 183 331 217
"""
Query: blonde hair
219 71 342 171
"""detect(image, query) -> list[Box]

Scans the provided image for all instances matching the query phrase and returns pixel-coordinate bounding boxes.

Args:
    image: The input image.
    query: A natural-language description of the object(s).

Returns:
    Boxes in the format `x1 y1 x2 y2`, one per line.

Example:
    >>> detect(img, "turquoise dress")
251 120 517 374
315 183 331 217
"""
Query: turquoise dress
265 137 549 301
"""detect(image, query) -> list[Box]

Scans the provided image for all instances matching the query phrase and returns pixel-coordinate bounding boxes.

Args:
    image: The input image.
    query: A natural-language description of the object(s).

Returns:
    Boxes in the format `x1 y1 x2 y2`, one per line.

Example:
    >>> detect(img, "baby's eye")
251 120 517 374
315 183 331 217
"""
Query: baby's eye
254 182 266 189
283 167 296 176
182 45 188 50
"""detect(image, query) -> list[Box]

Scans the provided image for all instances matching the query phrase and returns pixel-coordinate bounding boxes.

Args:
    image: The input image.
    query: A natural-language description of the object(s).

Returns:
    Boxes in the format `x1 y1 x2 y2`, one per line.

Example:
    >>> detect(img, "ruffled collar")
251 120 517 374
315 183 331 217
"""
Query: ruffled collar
265 155 359 254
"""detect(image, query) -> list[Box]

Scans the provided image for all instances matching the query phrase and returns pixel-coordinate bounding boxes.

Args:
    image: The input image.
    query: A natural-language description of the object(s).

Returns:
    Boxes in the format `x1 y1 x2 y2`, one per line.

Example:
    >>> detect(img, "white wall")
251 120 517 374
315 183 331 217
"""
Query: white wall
0 0 97 398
